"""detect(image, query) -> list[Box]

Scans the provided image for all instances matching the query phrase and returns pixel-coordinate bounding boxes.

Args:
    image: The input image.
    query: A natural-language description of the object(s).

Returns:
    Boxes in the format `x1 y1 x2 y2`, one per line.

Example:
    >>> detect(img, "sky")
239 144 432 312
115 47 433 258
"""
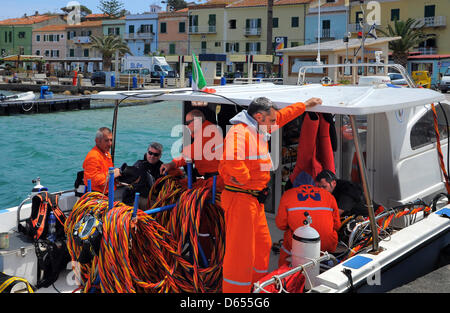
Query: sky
0 0 166 20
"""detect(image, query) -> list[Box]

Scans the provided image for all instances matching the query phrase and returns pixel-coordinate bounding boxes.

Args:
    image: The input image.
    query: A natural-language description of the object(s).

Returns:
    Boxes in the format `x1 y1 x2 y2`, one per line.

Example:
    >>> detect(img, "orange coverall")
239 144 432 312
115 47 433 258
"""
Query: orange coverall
276 185 341 267
83 145 114 193
173 120 224 191
219 101 307 293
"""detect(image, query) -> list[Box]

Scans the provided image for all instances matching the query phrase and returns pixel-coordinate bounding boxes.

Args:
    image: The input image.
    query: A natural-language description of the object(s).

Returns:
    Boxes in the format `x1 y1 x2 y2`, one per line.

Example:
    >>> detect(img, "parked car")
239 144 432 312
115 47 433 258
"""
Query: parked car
439 68 450 93
388 72 407 85
91 71 106 85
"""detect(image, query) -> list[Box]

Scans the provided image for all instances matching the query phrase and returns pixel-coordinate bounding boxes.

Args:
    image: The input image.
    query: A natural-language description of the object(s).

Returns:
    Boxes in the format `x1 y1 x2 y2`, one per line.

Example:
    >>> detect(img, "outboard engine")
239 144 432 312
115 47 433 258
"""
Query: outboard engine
291 212 321 290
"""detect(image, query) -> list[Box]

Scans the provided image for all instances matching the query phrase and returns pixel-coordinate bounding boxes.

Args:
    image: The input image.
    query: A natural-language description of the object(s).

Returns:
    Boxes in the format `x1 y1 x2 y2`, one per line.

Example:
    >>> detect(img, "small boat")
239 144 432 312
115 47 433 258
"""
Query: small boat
0 63 449 294
0 91 36 102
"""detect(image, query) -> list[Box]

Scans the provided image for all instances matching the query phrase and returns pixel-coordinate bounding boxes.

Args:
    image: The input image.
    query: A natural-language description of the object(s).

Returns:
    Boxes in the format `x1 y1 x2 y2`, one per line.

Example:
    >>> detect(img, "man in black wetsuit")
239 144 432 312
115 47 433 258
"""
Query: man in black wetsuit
133 142 164 183
315 169 368 217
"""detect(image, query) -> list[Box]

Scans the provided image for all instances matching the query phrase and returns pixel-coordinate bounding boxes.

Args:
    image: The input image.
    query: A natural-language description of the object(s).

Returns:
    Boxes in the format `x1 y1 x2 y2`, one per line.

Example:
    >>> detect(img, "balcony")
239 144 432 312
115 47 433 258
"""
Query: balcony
189 25 216 34
315 29 335 41
72 36 91 44
124 32 154 40
416 47 438 55
413 16 446 28
244 27 261 36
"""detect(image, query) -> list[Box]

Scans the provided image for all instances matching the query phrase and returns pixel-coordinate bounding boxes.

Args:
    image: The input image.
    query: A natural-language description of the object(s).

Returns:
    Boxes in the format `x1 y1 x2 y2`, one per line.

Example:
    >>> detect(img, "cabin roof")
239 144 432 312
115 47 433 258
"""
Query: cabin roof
91 84 445 115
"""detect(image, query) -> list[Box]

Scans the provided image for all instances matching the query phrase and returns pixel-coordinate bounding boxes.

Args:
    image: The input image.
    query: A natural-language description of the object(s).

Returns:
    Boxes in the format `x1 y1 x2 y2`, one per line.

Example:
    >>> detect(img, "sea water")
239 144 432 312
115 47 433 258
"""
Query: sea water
0 91 182 210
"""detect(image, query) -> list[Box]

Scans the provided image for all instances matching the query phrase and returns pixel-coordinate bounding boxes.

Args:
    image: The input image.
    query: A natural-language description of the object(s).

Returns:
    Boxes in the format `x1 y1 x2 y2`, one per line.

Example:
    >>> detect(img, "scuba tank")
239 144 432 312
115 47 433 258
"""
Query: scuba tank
291 212 321 290
31 178 48 196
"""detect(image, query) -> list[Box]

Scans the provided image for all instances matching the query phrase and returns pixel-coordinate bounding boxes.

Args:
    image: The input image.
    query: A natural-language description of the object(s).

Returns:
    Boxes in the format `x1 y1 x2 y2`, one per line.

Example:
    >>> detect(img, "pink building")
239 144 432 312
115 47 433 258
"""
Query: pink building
158 8 189 55
32 24 67 75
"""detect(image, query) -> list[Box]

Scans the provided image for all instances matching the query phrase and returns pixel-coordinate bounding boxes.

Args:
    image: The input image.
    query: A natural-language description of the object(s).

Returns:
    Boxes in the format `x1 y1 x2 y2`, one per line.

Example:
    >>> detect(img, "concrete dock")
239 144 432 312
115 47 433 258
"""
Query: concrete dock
389 264 450 293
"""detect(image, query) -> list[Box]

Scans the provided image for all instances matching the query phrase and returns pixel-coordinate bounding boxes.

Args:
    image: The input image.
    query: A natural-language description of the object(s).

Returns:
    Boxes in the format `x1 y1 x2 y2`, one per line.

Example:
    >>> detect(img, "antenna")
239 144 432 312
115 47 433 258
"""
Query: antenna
316 0 322 65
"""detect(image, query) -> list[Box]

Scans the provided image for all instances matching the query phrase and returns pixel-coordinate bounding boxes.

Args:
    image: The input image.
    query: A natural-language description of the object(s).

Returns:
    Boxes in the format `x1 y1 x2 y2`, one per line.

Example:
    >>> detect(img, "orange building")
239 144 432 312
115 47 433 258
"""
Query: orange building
158 8 189 55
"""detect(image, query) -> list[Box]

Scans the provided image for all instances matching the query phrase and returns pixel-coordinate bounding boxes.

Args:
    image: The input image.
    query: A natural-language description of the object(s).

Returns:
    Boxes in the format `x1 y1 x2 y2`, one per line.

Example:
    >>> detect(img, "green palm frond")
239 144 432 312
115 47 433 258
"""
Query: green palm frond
90 35 132 71
378 18 434 68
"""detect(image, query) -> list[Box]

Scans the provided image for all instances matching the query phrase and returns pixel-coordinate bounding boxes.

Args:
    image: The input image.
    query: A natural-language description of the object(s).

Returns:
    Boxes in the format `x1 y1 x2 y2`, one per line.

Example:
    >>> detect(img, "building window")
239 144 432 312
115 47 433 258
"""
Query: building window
83 49 89 57
424 5 435 17
36 34 41 42
69 49 75 57
229 19 236 29
216 62 222 77
169 43 176 54
391 9 400 21
35 50 40 55
129 25 135 34
273 17 278 28
144 44 151 55
291 17 299 27
208 14 216 26
140 24 153 33
18 32 26 39
201 41 207 53
246 42 261 53
226 42 239 53
215 42 221 47
160 22 167 33
179 22 185 33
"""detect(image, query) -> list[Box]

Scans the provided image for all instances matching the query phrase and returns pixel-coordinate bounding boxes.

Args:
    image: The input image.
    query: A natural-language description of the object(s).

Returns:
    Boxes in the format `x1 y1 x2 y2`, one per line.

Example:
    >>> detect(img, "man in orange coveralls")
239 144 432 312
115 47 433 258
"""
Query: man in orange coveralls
83 127 121 193
276 171 341 267
219 96 322 293
160 109 224 191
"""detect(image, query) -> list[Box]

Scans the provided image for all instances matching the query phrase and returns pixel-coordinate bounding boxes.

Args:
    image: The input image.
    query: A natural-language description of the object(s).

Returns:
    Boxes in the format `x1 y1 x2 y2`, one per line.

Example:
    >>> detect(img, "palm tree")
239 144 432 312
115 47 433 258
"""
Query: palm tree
379 18 434 69
90 35 132 72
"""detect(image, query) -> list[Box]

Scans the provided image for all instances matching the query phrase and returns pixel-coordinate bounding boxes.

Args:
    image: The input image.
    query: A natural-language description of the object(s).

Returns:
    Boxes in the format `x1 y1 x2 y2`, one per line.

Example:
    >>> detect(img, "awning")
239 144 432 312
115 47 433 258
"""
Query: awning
1 55 44 62
90 83 445 116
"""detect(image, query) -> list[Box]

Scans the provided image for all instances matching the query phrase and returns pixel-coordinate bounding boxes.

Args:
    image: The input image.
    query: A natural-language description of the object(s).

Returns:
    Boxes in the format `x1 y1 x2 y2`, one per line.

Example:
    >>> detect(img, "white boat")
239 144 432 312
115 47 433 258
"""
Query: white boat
0 91 36 102
0 65 449 294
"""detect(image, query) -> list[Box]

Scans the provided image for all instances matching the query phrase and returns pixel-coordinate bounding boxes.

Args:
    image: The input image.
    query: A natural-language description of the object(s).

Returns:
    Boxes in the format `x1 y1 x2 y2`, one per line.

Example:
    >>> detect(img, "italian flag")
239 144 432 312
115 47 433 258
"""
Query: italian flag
192 53 216 93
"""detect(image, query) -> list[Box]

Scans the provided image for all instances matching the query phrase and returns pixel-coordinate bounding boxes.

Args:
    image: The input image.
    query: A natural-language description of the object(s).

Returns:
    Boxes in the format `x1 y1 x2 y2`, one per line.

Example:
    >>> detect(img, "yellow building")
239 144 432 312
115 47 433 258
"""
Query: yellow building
188 0 310 76
224 0 310 74
348 0 450 55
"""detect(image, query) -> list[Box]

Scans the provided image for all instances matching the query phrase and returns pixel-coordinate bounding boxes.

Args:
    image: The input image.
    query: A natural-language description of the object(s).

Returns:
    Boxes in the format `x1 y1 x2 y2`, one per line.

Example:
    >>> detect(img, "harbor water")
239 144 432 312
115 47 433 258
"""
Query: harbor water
0 91 183 210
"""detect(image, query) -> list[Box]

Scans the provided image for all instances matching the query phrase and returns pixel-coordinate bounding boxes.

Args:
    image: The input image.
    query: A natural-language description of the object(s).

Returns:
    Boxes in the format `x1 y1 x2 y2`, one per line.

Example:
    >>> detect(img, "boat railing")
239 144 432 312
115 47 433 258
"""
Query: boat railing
252 252 334 293
16 189 75 229
233 77 283 85
297 63 415 88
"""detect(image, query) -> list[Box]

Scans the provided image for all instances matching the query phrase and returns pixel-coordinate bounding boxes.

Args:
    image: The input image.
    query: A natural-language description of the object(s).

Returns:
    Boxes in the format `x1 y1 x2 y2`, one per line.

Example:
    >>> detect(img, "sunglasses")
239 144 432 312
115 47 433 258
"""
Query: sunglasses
147 151 161 157
185 119 194 125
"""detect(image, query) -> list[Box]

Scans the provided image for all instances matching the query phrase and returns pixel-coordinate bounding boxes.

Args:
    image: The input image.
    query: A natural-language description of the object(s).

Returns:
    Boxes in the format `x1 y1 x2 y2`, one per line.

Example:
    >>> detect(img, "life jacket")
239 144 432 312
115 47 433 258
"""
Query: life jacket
19 191 66 241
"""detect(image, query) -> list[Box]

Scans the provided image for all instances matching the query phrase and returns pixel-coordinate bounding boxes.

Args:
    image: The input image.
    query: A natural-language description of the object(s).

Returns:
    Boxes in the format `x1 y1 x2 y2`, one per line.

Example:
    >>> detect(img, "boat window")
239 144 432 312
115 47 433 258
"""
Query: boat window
411 103 450 150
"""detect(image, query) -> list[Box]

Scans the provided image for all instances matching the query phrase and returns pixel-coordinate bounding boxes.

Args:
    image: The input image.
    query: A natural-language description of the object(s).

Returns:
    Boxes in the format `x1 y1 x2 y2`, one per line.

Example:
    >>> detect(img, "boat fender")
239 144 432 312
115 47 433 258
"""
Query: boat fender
291 212 320 289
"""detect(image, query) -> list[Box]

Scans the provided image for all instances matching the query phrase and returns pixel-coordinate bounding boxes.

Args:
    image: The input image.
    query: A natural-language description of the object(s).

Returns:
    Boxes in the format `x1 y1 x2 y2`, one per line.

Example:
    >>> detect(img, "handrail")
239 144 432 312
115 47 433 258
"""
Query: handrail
297 63 416 88
252 253 332 293
233 77 283 85
16 189 75 229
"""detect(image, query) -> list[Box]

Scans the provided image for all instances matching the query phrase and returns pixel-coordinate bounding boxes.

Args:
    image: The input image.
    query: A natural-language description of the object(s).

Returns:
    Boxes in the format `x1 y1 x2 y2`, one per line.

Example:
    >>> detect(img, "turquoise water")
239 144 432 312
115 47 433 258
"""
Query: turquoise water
0 91 182 210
